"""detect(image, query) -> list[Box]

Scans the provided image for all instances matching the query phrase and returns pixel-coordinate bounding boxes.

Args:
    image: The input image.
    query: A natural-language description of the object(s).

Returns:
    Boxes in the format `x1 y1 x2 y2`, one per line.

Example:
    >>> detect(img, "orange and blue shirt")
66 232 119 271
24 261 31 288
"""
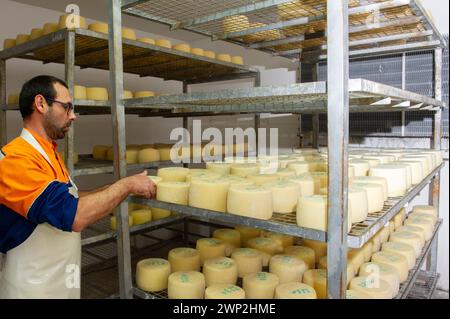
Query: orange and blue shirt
0 128 78 253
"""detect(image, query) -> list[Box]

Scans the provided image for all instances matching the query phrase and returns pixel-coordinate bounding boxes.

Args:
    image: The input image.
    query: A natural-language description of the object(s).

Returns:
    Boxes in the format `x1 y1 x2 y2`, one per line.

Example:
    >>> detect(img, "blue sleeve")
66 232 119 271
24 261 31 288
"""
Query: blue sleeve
27 181 78 232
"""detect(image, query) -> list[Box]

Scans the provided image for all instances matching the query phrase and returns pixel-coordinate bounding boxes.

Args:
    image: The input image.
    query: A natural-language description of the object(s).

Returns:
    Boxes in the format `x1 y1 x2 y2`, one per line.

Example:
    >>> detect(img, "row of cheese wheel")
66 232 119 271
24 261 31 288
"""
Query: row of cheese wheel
110 201 171 230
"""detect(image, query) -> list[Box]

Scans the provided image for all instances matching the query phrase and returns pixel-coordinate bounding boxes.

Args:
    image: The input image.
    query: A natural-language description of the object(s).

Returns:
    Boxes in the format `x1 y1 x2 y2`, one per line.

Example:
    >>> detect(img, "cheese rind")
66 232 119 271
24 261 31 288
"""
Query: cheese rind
168 247 201 272
156 182 190 205
205 284 245 299
157 167 190 182
231 248 263 277
243 272 279 299
349 277 394 299
359 262 400 297
275 283 317 299
246 237 283 267
227 185 273 220
136 258 171 292
382 242 416 270
196 238 226 265
264 181 300 214
269 254 308 283
369 164 408 197
302 269 328 299
284 246 315 270
213 229 241 256
167 271 205 299
371 251 409 283
203 257 238 287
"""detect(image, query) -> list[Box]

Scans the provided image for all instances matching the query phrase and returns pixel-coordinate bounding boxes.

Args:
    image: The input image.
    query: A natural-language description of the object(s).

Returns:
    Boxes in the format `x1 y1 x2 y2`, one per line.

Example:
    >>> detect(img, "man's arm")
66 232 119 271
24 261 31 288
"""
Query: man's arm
72 171 155 232
78 184 111 197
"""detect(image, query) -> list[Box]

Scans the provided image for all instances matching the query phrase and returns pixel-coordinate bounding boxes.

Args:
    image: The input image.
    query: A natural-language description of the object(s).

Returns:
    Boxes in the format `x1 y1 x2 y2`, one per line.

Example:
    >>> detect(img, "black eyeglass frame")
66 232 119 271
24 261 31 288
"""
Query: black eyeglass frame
45 98 75 114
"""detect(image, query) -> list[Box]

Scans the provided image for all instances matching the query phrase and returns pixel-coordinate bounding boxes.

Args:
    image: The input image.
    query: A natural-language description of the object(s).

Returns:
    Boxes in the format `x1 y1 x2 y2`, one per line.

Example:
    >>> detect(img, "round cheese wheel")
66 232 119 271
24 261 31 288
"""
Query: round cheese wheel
397 160 424 184
156 182 190 205
412 205 438 218
138 38 155 45
7 93 19 105
168 271 205 299
389 231 423 257
217 53 232 62
284 246 315 270
131 209 152 225
382 242 416 270
234 226 261 246
287 161 313 175
110 215 133 230
227 185 273 220
168 247 201 272
231 56 244 65
247 173 279 186
136 258 170 292
349 277 393 299
186 171 221 183
393 209 406 230
204 50 216 59
389 163 412 189
173 43 190 53
350 182 384 214
230 163 259 177
189 179 229 213
408 212 437 226
349 159 370 176
404 217 434 241
351 176 388 201
299 172 327 194
414 153 435 170
122 90 133 99
348 187 369 223
15 34 30 45
346 289 373 299
213 229 241 256
359 262 400 297
243 272 279 299
231 248 263 277
205 284 245 299
206 162 232 175
190 47 204 56
125 148 139 164
378 226 391 244
138 148 160 163
88 22 108 34
42 23 59 35
275 282 317 299
263 181 300 214
196 238 226 265
121 27 136 40
86 87 108 101
150 207 171 220
402 156 430 175
263 232 294 249
73 85 87 100
275 168 296 179
157 167 190 182
396 225 426 245
269 254 307 283
371 251 409 283
58 14 87 30
348 248 365 274
370 233 382 253
362 242 374 262
302 239 327 265
246 237 283 267
134 91 155 98
369 164 408 197
3 39 16 49
286 175 315 196
318 256 355 285
302 269 327 299
203 257 238 287
155 39 172 48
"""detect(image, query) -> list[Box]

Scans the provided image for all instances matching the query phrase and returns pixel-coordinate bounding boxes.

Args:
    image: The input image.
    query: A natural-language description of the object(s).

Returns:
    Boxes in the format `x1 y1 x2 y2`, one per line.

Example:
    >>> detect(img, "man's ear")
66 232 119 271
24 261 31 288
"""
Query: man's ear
34 94 47 115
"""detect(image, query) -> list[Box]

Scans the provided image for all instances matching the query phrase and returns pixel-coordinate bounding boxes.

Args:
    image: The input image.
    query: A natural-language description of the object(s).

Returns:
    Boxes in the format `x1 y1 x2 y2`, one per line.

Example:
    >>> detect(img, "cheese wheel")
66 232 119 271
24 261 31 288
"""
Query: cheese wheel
205 284 245 299
138 38 155 45
298 172 327 194
275 282 317 299
128 202 149 212
186 171 221 183
190 48 204 56
349 277 393 299
359 262 400 297
263 232 294 249
247 174 279 186
396 225 426 245
382 242 416 270
370 232 382 253
7 94 19 105
412 205 438 219
131 209 152 225
29 28 43 40
58 14 87 30
156 182 189 205
92 145 109 160
189 179 229 212
318 256 355 285
42 23 59 35
234 226 261 246
364 154 394 164
168 247 201 272
213 229 241 256
402 156 430 175
122 90 133 99
284 246 315 270
138 148 160 163
351 176 388 201
348 248 365 274
349 160 370 176
203 257 238 287
3 38 16 49
157 167 190 182
379 226 391 244
167 271 205 299
302 239 327 265
110 215 133 230
231 56 244 65
404 217 434 241
155 39 172 48
73 85 87 100
397 160 425 184
287 161 313 175
346 289 374 299
134 91 155 98
302 269 327 299
88 22 108 34
121 27 136 40
231 248 263 277
173 43 191 53
369 164 408 197
348 187 369 223
350 182 384 213
196 238 226 265
275 168 296 179
362 242 374 262
246 237 283 267
389 163 412 189
150 207 171 220
297 195 352 233
217 53 232 62
147 176 163 185
206 162 232 175
263 181 300 214
269 254 307 283
15 34 30 45
227 185 273 220
389 231 423 257
136 258 170 292
86 87 108 101
286 175 315 196
414 153 434 170
230 163 259 177
204 50 216 59
371 251 409 283
243 272 279 299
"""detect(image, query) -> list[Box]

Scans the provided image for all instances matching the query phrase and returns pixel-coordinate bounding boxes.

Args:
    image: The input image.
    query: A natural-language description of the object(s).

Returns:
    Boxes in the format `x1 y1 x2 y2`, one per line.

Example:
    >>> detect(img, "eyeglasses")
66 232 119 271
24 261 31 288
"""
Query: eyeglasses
46 98 74 114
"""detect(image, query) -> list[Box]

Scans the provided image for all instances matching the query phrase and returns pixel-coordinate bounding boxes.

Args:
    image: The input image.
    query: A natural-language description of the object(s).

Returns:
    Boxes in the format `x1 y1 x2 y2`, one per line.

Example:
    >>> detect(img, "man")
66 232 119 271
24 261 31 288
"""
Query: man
0 75 156 298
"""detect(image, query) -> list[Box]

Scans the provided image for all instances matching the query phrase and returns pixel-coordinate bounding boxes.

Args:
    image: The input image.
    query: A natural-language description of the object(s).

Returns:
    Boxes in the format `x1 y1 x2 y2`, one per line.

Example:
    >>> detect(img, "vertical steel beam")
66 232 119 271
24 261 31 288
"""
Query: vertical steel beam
326 0 349 299
182 82 189 168
296 63 303 148
427 47 442 273
108 0 132 299
64 31 75 175
0 59 6 147
312 114 320 149
254 72 261 157
401 53 406 137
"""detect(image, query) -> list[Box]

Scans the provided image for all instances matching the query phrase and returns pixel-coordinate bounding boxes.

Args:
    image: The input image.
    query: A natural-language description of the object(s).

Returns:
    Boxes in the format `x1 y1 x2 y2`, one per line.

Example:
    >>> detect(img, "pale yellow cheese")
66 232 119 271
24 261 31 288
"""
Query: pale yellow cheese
234 226 261 246
412 205 438 218
157 167 190 182
275 168 296 179
362 242 374 262
74 85 87 100
227 185 273 220
396 225 426 246
138 147 160 163
243 272 279 299
168 247 201 272
349 159 370 176
382 242 416 270
15 34 30 45
190 48 204 56
217 54 232 62
125 148 139 164
151 207 171 220
136 258 170 292
231 248 263 277
349 277 393 299
155 39 172 48
134 91 155 98
275 283 317 299
269 254 307 283
88 22 108 34
138 38 155 45
213 229 241 256
189 179 229 212
369 164 408 197
287 161 313 175
370 233 382 253
389 231 423 257
371 251 409 283
263 232 294 249
264 180 300 214
351 176 388 201
299 172 327 194
173 43 191 53
402 156 430 175
204 51 216 59
230 163 259 177
131 209 152 225
350 182 384 214
379 226 391 243
286 175 315 196
246 237 283 267
359 262 400 297
123 90 133 99
3 39 16 49
42 23 59 35
346 289 373 299
205 284 245 299
318 256 355 285
231 56 244 65
110 215 133 230
206 162 232 175
156 182 190 205
404 217 434 241
284 246 315 270
348 187 369 223
196 238 226 265
408 212 438 226
7 93 19 105
203 257 238 287
302 239 327 265
167 271 205 299
58 14 87 30
348 248 365 274
302 269 327 299
86 87 109 101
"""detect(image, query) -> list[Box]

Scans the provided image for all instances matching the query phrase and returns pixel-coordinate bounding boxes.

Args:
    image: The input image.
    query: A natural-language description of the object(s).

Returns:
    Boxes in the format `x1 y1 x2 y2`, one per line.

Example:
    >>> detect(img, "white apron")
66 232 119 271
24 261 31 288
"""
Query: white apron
0 129 81 299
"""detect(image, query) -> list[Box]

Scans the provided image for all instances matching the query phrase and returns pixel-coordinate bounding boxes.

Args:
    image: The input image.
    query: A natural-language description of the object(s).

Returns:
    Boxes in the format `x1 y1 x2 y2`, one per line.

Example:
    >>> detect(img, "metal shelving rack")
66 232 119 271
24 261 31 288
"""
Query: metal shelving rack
108 0 446 299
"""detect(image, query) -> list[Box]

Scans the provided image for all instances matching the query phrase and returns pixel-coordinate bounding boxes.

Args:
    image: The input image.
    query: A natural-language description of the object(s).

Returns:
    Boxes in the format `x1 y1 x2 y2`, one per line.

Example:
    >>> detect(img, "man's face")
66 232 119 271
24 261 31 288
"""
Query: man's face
43 83 76 140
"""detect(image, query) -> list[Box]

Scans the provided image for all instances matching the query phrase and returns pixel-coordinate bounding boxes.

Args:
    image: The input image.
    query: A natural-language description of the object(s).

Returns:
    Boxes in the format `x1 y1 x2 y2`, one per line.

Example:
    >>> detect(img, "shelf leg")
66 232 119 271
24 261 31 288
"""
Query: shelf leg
0 59 6 147
108 0 133 299
64 31 75 175
312 114 320 149
254 72 261 157
326 0 349 299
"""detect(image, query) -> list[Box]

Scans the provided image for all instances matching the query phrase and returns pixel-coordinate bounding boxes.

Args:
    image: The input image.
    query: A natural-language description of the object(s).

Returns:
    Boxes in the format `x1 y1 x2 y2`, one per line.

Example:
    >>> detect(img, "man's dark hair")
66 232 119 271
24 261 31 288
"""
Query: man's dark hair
19 75 68 119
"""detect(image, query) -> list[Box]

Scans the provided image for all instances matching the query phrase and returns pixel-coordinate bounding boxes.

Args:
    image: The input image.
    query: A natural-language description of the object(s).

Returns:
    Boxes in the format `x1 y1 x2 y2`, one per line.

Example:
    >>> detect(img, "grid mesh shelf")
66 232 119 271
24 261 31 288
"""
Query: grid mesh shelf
406 271 440 299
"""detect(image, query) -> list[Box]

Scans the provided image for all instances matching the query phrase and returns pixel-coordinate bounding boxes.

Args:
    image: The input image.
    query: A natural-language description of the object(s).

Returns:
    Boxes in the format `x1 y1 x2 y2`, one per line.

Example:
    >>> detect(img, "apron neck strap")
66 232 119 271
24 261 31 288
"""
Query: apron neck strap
20 129 53 168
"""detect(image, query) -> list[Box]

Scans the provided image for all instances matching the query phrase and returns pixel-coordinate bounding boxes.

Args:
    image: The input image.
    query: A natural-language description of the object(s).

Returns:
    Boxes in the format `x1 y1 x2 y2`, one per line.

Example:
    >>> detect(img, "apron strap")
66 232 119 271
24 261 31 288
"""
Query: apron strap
20 129 52 167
